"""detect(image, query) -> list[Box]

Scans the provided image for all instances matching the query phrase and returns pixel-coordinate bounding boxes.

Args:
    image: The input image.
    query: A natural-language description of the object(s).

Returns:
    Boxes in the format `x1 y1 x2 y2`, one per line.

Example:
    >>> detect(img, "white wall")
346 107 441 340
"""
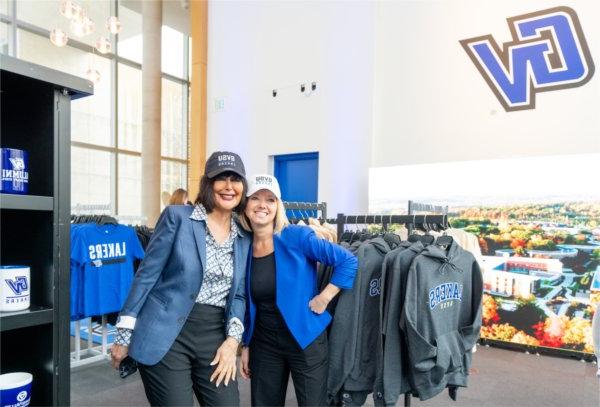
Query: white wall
372 0 600 168
207 0 600 215
206 1 376 215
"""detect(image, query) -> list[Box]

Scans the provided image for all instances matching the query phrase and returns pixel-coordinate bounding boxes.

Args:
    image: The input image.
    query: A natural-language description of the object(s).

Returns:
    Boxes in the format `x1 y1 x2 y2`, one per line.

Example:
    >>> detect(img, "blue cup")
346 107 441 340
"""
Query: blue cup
0 148 29 195
0 372 32 407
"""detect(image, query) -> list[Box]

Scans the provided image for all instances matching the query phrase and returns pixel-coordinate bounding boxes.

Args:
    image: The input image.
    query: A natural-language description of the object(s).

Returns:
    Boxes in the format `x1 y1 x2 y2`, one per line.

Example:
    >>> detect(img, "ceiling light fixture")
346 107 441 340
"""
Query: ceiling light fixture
95 36 111 54
86 68 101 84
50 28 69 47
106 16 122 34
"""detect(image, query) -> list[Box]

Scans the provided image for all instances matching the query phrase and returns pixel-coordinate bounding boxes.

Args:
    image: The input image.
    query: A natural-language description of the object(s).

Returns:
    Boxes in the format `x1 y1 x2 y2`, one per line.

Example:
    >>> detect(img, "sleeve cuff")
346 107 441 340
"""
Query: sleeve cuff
116 315 137 330
115 328 133 346
227 317 244 343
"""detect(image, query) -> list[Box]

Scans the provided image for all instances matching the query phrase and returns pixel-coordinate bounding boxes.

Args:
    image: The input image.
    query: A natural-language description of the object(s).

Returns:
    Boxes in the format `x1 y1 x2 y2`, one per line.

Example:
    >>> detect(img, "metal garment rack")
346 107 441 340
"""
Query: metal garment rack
283 201 328 221
335 210 448 406
335 213 448 242
407 200 448 235
70 204 113 368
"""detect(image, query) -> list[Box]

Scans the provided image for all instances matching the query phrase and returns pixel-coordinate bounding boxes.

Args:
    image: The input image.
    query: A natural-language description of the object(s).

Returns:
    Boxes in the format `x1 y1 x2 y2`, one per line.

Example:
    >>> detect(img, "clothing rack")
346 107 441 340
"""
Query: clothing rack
70 210 113 368
335 214 448 243
71 203 111 214
115 214 148 226
283 201 327 221
407 200 448 235
335 211 449 406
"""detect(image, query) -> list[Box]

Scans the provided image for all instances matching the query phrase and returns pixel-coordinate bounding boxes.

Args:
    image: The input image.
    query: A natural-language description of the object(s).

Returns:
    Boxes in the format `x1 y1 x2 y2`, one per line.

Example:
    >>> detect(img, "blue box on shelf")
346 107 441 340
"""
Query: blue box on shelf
1 148 29 194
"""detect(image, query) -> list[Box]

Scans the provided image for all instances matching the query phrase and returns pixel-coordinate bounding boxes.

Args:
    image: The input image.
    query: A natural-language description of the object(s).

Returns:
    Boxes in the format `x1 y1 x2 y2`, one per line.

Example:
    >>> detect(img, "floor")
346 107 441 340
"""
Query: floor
71 344 600 406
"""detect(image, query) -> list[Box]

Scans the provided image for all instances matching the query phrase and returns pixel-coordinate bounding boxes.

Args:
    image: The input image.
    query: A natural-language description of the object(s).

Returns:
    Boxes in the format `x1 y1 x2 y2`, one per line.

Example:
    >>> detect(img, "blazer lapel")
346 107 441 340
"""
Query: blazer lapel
191 219 207 271
232 236 250 286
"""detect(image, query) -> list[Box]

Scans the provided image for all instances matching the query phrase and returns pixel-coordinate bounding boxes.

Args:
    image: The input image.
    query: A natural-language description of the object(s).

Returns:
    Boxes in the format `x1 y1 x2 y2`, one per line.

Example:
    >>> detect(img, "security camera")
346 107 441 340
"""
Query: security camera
300 84 306 93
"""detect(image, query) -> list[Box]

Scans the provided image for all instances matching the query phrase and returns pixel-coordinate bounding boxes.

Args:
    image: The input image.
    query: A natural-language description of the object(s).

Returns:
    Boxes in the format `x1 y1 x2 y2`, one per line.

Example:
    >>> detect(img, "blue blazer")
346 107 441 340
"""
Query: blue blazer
243 225 358 349
119 205 251 365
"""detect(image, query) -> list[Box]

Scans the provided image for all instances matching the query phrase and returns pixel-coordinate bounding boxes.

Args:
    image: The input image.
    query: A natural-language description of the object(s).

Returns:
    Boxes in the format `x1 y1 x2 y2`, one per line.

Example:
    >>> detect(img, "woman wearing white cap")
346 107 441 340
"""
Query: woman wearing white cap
238 174 358 406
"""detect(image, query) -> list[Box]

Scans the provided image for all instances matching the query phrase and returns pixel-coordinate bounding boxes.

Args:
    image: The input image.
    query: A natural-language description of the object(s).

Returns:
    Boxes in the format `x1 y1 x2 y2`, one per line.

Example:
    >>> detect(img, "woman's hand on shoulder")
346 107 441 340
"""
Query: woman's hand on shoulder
210 337 239 387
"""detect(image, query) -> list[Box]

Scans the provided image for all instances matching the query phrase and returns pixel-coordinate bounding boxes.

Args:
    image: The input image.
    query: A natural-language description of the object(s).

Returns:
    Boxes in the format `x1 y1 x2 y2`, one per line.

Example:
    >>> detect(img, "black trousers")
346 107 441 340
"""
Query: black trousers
138 303 239 406
249 310 328 407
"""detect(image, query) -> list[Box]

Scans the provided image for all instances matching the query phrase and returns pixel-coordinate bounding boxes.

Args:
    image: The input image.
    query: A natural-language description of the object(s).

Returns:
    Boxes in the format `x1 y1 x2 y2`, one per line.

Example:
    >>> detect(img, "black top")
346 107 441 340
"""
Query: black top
251 252 287 330
251 252 276 303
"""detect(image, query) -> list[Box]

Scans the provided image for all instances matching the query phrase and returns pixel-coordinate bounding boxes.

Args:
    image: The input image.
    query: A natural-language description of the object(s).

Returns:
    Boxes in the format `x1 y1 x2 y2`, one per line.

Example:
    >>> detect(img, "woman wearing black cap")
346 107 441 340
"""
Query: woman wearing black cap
110 151 251 406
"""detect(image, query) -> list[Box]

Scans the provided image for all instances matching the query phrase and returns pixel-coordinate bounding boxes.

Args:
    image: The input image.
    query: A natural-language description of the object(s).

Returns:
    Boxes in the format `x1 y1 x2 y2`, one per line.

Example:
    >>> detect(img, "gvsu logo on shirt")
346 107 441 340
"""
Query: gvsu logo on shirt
369 278 381 297
460 6 594 111
429 282 462 310
5 276 29 295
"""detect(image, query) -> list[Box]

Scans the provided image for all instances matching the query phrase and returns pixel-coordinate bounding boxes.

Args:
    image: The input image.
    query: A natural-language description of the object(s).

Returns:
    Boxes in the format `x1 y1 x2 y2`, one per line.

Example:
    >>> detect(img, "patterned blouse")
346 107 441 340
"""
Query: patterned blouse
114 204 244 346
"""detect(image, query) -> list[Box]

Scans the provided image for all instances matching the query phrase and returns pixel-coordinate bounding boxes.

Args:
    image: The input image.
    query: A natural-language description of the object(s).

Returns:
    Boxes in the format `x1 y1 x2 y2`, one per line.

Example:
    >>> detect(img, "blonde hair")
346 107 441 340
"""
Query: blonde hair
240 198 289 234
169 188 188 205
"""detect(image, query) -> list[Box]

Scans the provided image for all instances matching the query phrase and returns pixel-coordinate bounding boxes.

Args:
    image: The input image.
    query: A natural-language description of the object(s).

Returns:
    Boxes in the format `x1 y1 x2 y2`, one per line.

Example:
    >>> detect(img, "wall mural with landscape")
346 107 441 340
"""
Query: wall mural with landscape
369 154 600 355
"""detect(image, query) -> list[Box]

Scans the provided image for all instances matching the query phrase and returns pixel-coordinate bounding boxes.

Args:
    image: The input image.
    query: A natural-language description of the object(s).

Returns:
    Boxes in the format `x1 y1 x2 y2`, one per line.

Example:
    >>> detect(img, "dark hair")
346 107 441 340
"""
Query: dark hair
194 172 248 215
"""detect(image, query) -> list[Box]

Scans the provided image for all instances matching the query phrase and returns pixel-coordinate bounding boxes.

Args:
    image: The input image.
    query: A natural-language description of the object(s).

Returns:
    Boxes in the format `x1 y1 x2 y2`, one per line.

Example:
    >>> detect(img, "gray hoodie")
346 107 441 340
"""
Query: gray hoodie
400 240 483 401
328 238 391 401
373 241 425 405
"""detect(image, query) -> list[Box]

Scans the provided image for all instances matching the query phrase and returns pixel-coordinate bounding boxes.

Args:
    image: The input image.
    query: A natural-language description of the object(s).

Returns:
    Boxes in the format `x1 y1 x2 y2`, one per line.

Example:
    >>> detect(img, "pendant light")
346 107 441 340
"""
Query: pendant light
49 28 69 47
106 16 122 35
86 68 101 84
95 36 111 54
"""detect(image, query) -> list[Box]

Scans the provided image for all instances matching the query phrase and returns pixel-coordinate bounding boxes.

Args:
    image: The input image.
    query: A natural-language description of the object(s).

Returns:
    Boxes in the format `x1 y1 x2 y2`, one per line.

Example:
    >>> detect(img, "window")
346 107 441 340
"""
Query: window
118 0 141 64
14 1 190 221
17 0 112 49
162 78 187 160
118 154 141 216
162 25 185 78
118 63 142 152
161 160 188 209
0 22 8 55
18 29 113 147
71 147 112 208
0 0 8 16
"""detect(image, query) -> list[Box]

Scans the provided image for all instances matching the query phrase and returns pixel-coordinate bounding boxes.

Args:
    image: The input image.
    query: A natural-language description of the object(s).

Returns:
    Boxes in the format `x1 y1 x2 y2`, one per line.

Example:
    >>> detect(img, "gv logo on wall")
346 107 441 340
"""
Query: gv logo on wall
460 6 594 111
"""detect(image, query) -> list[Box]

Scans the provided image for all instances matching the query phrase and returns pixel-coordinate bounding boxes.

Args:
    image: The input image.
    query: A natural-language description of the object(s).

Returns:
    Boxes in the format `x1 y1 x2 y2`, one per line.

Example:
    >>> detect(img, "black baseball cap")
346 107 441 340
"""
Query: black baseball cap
204 151 246 179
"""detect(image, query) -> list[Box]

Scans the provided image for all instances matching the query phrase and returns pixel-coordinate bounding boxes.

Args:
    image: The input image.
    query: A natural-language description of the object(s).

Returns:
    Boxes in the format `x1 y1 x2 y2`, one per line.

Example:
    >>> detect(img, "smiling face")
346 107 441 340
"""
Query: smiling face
211 172 244 212
245 189 278 229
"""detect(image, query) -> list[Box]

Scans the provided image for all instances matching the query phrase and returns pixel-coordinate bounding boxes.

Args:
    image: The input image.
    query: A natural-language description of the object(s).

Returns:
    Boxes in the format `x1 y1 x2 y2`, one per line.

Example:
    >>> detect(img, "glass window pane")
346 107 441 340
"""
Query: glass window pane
118 63 142 152
118 154 141 217
71 146 112 209
17 0 112 49
161 160 187 210
162 25 184 78
0 22 8 55
0 0 8 16
18 30 112 146
162 79 186 159
118 0 141 64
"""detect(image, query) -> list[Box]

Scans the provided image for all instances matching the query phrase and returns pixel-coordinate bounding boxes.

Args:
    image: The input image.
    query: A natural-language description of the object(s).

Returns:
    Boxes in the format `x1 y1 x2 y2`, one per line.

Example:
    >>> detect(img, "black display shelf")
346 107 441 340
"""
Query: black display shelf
0 194 54 211
0 306 54 332
1 55 92 406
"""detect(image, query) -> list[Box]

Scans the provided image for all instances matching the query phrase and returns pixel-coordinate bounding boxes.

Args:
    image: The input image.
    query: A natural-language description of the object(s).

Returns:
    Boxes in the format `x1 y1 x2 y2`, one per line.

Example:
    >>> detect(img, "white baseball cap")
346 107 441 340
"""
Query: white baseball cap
246 174 281 199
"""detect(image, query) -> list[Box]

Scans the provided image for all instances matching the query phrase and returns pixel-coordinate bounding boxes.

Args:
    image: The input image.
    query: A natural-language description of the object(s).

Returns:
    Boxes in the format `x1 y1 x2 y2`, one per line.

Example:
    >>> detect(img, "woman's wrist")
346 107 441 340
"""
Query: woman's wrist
224 336 239 350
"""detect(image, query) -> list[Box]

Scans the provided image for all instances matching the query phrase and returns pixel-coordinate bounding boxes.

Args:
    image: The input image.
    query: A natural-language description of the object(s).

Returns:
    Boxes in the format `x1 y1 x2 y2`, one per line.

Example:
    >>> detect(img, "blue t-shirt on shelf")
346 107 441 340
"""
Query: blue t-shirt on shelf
70 223 144 320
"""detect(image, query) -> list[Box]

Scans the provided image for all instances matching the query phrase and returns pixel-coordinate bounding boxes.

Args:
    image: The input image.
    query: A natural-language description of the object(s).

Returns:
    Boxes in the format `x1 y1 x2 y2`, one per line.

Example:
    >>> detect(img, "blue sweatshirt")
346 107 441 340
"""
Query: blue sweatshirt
243 225 358 349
